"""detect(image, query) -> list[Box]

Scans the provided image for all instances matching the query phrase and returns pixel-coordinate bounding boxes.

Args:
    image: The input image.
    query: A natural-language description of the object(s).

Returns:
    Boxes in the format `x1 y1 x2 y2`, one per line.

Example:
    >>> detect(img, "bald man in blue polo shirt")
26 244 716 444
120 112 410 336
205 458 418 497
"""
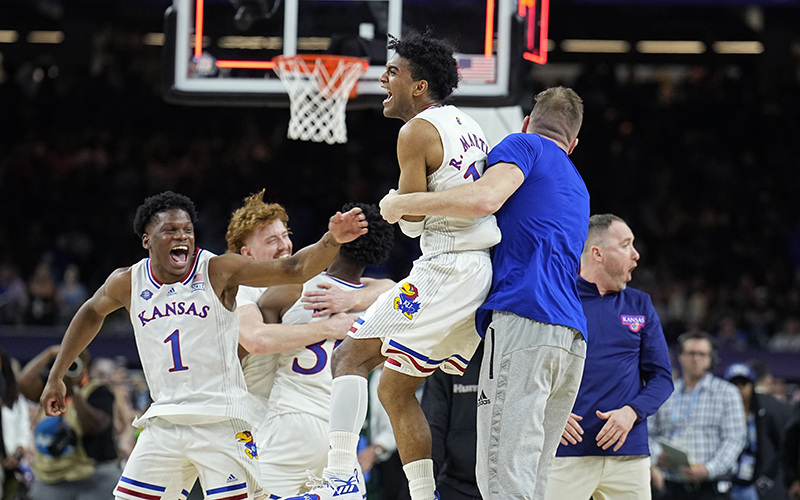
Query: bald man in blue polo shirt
380 86 590 500
545 214 674 500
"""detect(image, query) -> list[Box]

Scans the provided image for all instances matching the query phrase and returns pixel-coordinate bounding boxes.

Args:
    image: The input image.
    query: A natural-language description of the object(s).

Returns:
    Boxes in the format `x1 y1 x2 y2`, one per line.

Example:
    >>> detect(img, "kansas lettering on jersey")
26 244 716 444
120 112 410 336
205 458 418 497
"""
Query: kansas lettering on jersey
129 249 257 426
412 105 502 255
266 273 365 421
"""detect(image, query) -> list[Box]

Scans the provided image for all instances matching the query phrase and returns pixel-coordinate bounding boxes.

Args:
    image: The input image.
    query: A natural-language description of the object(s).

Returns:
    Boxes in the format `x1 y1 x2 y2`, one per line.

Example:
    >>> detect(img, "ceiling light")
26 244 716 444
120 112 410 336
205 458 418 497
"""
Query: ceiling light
713 41 764 54
143 33 165 46
561 39 630 53
0 30 19 43
27 31 64 44
636 40 706 54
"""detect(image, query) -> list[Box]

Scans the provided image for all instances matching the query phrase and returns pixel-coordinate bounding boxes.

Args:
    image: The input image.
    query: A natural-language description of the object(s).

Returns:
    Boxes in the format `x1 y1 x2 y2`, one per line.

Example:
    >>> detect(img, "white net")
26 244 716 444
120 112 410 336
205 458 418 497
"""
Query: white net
273 55 368 145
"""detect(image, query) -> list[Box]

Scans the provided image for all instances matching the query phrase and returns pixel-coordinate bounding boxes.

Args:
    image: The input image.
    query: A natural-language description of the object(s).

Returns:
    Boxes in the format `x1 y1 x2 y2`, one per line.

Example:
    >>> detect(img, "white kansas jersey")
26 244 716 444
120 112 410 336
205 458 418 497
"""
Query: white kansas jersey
412 105 502 256
237 285 278 414
129 249 256 426
266 273 365 421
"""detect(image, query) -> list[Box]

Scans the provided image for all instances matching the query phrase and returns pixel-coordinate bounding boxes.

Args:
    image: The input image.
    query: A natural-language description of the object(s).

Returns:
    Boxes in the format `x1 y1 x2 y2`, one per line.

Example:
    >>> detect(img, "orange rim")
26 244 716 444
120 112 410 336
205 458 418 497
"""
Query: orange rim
272 54 369 98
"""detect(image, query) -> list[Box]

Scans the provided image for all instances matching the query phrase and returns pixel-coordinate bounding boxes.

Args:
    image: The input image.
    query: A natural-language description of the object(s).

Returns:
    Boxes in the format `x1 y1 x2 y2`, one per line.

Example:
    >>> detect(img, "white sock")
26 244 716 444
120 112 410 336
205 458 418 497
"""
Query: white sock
324 375 368 480
403 459 436 500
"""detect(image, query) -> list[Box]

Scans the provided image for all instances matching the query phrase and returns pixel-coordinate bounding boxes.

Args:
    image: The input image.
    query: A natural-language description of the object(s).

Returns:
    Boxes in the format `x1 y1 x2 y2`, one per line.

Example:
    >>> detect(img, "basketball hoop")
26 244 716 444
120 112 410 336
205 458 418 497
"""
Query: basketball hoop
272 54 369 145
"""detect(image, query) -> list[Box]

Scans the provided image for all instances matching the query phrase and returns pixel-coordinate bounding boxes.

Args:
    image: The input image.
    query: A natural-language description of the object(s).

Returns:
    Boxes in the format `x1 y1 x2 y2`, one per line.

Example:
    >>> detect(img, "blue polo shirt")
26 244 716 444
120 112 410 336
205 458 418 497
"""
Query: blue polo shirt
476 133 589 339
556 276 674 457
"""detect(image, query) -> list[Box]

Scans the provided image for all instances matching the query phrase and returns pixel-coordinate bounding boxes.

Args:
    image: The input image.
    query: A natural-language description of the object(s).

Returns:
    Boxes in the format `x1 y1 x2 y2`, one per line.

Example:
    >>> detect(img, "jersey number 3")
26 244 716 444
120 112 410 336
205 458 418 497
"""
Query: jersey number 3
164 329 189 372
292 340 342 375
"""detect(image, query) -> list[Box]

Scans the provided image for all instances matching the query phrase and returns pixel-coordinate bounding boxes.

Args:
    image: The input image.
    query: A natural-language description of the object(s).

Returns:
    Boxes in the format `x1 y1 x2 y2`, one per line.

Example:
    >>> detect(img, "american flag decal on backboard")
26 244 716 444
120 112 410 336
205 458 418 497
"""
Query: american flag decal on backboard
456 54 496 84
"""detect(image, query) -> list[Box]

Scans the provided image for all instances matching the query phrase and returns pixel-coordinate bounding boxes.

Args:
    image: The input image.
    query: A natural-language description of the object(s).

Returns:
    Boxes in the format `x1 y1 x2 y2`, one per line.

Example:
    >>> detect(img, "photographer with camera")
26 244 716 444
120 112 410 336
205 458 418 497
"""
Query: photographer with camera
18 346 119 500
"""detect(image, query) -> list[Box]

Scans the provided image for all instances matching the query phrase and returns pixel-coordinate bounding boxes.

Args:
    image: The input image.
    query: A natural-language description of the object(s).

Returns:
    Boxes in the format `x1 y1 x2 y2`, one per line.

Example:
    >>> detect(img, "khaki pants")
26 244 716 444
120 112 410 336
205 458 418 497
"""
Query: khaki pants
545 455 651 500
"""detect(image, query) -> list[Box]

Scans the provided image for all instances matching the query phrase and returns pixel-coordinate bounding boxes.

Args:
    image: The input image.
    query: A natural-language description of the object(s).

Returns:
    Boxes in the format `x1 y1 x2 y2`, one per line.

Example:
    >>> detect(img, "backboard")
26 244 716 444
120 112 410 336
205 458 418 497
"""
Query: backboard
163 0 536 107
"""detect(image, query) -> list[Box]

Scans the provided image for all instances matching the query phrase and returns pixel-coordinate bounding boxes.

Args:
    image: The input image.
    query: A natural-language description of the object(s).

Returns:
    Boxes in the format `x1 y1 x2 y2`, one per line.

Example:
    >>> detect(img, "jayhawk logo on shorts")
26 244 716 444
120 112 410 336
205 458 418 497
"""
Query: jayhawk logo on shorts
621 315 646 333
235 430 259 460
394 282 421 320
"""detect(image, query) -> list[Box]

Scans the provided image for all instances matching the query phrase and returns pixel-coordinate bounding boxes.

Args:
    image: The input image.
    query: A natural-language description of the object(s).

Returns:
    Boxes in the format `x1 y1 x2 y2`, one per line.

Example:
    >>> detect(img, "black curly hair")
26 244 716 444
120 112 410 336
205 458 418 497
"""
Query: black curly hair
387 30 459 102
133 191 199 237
339 203 394 267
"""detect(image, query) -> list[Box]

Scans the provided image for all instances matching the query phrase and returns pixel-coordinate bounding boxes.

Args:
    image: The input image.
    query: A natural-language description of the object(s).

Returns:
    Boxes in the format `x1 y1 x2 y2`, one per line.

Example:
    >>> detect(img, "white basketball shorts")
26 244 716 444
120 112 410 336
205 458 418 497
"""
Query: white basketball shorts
349 250 491 377
257 412 329 497
114 417 266 500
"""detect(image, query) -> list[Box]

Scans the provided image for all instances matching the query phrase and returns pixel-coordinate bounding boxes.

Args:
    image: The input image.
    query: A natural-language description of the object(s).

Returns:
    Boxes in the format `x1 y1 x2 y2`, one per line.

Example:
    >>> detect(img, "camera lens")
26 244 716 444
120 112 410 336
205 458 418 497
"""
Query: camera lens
65 357 83 378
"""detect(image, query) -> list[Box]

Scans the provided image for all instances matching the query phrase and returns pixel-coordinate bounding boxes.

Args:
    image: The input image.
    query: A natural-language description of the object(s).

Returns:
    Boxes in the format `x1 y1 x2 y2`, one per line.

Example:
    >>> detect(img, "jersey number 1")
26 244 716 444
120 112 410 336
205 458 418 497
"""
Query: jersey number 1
164 329 189 372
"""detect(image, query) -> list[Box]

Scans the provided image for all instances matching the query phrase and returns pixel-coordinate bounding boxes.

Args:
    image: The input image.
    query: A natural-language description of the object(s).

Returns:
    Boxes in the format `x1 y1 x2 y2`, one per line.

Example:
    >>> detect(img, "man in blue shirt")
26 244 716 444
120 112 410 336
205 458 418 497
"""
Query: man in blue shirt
545 214 674 500
380 86 590 500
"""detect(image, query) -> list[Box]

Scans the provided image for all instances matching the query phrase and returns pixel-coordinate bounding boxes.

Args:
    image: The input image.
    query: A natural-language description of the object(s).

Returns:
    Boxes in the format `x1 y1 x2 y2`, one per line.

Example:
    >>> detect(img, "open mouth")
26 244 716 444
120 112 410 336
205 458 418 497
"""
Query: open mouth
383 90 393 106
170 245 189 265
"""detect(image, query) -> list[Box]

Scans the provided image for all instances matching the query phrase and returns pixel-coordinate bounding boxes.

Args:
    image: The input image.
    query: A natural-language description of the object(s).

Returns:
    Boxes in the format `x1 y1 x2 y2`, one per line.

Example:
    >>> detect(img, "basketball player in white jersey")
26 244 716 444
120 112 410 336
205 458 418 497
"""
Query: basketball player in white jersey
160 191 394 500
225 191 362 416
296 33 501 500
39 191 368 500
256 203 394 497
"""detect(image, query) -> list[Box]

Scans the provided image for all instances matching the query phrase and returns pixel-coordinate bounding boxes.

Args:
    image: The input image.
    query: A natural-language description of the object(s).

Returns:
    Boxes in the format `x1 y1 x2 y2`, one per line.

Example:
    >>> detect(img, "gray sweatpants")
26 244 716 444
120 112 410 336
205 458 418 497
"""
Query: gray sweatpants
476 311 586 500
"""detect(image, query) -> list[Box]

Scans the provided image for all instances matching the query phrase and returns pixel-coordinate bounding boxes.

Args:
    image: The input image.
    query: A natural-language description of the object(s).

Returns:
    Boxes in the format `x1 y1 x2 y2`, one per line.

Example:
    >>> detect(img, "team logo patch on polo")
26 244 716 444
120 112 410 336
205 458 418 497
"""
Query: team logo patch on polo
393 282 421 320
235 430 258 460
140 289 153 300
621 315 646 332
191 273 205 292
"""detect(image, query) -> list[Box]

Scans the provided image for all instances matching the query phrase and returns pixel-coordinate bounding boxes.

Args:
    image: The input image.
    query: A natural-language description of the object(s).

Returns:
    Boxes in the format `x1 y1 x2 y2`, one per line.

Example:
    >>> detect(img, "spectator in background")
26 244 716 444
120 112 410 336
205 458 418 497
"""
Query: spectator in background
649 331 746 500
780 401 800 500
18 346 120 500
748 360 776 397
0 264 28 325
420 343 483 500
90 357 138 460
723 363 791 500
55 264 88 326
128 371 151 414
26 261 56 325
767 317 800 352
1 348 33 500
547 215 674 500
716 316 750 352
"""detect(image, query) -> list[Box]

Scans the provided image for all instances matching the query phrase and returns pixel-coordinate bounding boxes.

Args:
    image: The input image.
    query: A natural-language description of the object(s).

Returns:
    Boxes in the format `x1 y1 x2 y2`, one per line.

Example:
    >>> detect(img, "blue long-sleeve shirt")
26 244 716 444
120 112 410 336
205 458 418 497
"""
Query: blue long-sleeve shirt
556 276 674 457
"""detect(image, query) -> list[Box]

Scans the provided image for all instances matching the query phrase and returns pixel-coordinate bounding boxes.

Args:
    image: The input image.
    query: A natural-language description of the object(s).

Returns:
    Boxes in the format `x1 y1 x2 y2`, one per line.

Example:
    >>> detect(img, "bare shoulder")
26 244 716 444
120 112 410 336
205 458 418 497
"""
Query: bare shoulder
105 267 132 300
86 266 132 313
398 118 440 144
399 117 444 175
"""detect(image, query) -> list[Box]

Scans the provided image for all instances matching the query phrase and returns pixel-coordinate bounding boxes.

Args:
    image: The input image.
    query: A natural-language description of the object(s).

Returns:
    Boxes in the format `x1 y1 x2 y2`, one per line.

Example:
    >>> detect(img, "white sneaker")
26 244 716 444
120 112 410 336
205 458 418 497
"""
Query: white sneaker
282 469 364 500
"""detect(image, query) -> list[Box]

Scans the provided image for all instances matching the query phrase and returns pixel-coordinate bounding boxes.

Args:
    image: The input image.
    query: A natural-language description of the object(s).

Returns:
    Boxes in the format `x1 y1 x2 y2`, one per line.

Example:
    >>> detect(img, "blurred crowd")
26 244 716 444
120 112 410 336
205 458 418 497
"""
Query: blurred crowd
1 33 800 498
2 56 800 357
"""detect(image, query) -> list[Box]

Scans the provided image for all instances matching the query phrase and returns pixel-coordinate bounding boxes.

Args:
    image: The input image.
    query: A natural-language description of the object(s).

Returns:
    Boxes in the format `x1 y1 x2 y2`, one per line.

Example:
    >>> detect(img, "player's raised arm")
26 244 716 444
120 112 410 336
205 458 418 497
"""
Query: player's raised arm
40 268 130 416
